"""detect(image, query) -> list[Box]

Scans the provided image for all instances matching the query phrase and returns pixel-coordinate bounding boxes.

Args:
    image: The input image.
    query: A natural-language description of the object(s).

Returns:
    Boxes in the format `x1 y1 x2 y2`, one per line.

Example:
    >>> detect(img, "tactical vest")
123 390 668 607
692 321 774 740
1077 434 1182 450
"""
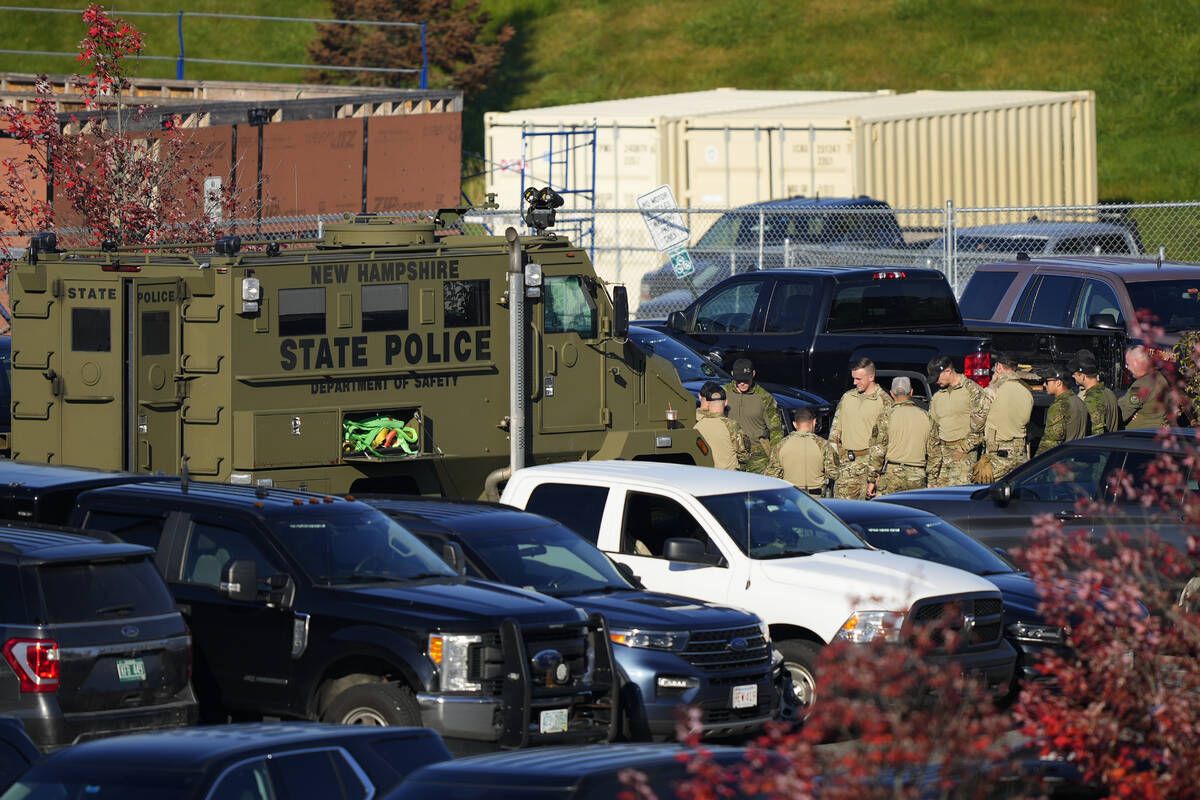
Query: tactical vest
837 386 889 451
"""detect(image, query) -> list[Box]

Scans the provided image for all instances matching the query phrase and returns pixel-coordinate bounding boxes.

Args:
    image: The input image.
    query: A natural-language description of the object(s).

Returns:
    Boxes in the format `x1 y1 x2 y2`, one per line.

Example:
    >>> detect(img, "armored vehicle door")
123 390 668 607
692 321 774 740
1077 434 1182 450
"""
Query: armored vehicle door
538 273 606 433
58 279 125 469
132 280 182 474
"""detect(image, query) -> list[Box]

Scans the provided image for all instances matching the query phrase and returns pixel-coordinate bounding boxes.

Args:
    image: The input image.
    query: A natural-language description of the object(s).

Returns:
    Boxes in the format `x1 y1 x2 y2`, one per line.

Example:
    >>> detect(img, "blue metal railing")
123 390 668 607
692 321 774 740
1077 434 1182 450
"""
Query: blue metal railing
0 6 429 87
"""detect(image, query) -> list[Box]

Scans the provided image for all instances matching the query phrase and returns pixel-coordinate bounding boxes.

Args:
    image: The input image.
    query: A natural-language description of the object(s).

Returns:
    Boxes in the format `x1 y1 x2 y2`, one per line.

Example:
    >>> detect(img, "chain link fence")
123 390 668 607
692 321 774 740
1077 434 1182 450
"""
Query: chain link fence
7 201 1200 319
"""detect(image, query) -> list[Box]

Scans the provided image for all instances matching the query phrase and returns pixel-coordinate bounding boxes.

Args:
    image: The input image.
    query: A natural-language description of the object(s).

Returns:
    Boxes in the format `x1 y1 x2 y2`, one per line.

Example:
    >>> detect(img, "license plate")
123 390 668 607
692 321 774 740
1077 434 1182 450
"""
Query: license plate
539 708 568 734
732 684 757 709
116 658 146 683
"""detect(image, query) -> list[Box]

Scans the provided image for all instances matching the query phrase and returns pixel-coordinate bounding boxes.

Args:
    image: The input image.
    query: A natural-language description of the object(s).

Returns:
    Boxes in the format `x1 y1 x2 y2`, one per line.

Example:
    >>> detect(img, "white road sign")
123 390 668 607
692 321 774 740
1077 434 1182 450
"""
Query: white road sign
636 185 689 252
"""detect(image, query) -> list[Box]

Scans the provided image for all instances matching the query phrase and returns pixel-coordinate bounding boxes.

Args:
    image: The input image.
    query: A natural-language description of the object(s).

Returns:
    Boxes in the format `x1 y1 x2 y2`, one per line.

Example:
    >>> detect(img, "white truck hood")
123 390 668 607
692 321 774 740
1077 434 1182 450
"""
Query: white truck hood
756 548 997 610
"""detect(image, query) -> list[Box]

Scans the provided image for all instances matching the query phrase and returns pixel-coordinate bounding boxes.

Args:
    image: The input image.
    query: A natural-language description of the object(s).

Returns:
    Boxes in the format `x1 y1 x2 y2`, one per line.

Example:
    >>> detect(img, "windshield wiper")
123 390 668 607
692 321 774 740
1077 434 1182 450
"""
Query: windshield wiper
824 544 866 552
757 550 813 559
978 569 1016 576
95 604 133 617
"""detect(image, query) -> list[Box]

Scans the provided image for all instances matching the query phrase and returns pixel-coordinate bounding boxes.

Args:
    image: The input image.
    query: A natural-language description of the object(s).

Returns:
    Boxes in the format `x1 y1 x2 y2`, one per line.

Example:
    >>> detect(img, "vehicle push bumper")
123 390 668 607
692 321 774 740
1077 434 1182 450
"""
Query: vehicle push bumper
416 613 617 748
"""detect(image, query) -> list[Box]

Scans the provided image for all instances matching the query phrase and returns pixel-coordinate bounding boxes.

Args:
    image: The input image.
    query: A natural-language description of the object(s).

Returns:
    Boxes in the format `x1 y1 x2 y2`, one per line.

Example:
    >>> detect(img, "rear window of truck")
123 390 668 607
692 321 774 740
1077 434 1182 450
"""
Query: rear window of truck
826 276 960 332
35 558 175 623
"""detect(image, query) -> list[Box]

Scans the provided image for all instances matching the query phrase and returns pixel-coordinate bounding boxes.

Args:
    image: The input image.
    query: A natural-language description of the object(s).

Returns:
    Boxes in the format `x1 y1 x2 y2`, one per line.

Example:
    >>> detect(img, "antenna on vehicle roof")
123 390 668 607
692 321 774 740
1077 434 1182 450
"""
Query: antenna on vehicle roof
180 455 190 494
1157 246 1165 269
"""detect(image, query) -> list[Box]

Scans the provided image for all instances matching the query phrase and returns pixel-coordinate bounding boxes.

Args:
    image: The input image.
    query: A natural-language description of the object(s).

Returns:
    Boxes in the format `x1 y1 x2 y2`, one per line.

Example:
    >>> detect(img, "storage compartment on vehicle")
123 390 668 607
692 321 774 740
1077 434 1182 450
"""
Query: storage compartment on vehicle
341 408 425 461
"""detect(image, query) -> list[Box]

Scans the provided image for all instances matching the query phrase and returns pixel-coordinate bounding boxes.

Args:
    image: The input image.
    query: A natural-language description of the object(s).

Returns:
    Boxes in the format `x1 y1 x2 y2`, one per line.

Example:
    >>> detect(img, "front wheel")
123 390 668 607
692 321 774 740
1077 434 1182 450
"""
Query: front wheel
776 639 821 712
322 682 421 727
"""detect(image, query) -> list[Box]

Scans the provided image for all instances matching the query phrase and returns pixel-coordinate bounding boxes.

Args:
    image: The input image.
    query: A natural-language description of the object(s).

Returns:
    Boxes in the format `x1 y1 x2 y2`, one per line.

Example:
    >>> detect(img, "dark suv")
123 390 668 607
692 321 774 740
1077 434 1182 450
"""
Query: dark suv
0 526 196 751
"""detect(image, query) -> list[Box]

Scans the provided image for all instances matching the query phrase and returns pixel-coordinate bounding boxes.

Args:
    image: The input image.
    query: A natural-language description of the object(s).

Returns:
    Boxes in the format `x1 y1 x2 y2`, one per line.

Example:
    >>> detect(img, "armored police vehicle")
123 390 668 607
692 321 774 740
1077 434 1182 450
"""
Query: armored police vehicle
8 194 708 496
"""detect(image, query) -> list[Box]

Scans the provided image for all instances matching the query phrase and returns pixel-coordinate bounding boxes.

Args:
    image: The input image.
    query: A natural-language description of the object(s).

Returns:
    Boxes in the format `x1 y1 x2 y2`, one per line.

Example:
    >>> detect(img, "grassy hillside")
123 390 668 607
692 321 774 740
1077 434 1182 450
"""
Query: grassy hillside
1 0 1197 201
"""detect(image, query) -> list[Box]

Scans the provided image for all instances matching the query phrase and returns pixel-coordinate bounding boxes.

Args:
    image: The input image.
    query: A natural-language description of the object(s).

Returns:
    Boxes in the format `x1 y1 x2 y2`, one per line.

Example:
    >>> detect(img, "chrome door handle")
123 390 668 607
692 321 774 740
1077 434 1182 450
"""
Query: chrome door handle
1055 510 1084 521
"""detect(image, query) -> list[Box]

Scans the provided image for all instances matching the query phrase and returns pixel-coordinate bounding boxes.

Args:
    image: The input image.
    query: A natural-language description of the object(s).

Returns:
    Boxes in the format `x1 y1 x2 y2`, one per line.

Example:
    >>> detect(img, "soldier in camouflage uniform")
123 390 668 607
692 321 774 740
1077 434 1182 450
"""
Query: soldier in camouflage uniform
1069 350 1120 434
693 383 750 470
829 357 894 499
724 359 783 474
765 407 839 495
926 354 991 486
1118 346 1170 430
981 352 1034 480
866 377 941 496
1035 366 1089 456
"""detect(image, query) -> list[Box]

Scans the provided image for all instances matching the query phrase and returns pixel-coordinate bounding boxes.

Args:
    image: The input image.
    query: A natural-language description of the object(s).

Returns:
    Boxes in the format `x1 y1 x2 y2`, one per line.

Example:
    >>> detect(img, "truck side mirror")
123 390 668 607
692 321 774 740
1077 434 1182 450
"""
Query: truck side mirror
666 310 688 331
222 560 258 603
441 541 467 576
611 286 629 339
1087 313 1122 330
988 481 1013 505
663 537 710 564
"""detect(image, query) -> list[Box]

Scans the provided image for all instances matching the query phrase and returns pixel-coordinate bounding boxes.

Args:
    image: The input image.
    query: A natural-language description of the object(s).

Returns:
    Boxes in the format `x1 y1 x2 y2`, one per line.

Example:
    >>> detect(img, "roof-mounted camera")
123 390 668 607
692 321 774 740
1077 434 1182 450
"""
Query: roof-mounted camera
522 187 564 234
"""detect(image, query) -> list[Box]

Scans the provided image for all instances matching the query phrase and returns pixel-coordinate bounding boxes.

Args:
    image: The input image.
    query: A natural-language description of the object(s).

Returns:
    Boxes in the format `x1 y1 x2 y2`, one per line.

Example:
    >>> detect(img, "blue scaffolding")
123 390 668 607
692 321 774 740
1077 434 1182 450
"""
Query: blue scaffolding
519 123 597 260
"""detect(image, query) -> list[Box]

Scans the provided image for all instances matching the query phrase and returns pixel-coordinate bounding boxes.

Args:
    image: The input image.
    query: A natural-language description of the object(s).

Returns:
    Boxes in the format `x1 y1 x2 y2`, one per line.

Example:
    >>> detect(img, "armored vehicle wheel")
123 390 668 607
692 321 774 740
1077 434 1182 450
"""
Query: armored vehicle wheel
777 639 820 712
323 683 421 727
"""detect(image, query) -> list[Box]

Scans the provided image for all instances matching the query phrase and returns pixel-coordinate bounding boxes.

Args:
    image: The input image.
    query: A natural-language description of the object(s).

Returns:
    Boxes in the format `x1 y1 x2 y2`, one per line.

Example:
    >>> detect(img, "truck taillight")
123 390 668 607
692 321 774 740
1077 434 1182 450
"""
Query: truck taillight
872 270 906 279
3 638 60 693
965 351 991 388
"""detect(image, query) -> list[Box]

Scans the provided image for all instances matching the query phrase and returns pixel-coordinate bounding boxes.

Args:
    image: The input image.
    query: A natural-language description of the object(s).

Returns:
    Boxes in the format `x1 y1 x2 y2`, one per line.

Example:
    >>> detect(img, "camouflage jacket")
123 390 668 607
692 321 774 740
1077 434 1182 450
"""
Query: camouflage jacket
1083 381 1120 435
1036 392 1088 455
1118 371 1169 429
723 380 783 451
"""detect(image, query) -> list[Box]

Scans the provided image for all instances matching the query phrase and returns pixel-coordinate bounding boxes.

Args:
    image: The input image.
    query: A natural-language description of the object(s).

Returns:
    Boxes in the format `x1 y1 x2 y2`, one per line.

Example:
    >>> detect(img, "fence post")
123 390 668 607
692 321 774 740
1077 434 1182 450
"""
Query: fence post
758 208 765 268
944 199 956 292
175 11 185 80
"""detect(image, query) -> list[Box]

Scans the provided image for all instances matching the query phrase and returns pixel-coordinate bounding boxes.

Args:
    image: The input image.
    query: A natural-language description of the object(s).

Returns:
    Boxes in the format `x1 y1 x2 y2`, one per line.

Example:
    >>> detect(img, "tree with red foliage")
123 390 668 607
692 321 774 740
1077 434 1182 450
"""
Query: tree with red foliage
0 5 243 250
307 0 514 96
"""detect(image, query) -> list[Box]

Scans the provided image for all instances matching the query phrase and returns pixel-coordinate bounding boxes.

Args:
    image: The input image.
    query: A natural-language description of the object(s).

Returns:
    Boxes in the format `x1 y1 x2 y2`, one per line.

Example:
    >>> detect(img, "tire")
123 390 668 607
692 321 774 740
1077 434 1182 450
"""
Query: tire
776 639 821 713
321 682 421 727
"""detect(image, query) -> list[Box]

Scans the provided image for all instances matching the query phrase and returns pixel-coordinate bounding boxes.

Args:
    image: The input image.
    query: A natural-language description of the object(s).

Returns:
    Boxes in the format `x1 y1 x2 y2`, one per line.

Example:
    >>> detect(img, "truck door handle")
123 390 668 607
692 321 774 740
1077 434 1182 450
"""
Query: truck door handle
1055 510 1084 521
782 347 805 355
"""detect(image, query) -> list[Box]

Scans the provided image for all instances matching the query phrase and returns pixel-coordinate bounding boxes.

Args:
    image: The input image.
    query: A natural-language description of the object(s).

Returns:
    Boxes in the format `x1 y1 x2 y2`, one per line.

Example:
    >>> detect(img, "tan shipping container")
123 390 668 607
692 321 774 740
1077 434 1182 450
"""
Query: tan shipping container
483 89 887 211
680 90 1097 210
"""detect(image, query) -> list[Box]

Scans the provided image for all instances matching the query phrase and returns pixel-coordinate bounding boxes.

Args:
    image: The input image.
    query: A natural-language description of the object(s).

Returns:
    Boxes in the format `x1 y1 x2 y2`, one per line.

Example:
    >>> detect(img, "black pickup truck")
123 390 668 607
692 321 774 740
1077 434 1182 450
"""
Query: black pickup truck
0 461 617 751
649 267 993 404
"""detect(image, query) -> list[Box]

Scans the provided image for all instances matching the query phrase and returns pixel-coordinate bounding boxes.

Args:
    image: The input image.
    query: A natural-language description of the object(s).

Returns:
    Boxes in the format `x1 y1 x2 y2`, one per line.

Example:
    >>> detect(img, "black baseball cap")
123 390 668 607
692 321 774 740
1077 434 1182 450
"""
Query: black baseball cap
992 351 1017 369
1041 365 1070 383
1068 350 1098 376
731 359 754 381
704 385 727 401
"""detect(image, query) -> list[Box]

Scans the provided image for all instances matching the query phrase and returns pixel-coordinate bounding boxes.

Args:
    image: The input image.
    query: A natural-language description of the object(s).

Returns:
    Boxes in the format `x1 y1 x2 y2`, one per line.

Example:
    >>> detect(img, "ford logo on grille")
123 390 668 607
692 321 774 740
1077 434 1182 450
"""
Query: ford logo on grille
728 637 748 651
121 625 139 639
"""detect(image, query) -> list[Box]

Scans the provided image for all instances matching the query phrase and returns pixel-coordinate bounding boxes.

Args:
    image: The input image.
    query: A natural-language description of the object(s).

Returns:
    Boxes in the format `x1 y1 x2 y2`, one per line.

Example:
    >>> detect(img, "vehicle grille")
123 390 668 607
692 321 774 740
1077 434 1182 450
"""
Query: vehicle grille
680 625 770 673
469 624 590 696
909 594 1005 651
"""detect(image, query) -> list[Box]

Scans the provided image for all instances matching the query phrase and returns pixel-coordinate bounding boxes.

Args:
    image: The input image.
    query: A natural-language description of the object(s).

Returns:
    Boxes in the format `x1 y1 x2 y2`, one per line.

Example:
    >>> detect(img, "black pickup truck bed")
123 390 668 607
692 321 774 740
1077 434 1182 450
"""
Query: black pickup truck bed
646 267 992 404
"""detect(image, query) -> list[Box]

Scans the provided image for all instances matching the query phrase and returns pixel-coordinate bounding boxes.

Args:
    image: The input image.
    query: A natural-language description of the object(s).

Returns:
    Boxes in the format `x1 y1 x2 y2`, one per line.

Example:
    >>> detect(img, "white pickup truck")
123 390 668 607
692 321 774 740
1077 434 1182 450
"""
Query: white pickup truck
501 462 1016 708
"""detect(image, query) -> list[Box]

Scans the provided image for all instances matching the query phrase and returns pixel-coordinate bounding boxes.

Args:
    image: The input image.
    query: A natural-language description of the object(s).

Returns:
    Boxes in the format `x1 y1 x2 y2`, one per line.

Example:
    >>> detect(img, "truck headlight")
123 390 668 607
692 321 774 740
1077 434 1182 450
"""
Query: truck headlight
429 633 482 692
609 628 689 651
1007 622 1068 646
834 611 905 644
758 620 771 645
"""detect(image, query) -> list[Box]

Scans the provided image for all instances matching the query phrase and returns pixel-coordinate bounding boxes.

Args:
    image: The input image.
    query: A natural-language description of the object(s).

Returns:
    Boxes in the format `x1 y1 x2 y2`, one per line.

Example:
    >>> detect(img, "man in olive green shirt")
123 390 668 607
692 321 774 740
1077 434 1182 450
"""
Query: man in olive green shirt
926 354 990 486
724 359 783 474
765 407 839 495
1069 350 1120 434
1036 366 1089 455
982 352 1034 479
693 383 750 471
866 377 941 496
1118 346 1169 429
829 357 894 498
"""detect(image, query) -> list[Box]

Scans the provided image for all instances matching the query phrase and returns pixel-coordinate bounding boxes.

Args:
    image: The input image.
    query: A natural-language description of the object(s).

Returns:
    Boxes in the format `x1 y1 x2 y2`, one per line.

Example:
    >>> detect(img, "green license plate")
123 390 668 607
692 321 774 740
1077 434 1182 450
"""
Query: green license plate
116 658 146 683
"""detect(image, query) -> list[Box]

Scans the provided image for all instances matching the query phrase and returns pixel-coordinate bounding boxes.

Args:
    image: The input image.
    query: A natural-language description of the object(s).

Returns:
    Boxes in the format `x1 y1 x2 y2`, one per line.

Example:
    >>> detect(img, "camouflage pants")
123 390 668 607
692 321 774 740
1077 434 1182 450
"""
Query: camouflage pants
875 464 927 495
833 455 873 499
931 443 978 487
743 440 772 475
985 440 1028 481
